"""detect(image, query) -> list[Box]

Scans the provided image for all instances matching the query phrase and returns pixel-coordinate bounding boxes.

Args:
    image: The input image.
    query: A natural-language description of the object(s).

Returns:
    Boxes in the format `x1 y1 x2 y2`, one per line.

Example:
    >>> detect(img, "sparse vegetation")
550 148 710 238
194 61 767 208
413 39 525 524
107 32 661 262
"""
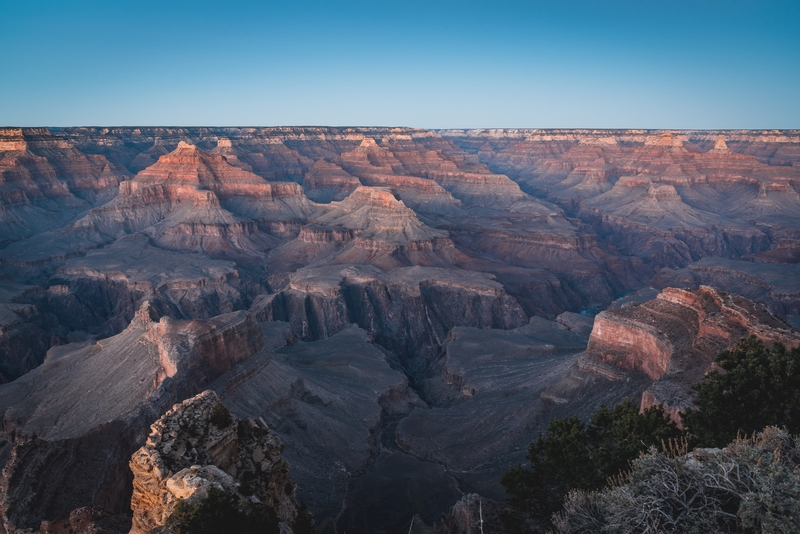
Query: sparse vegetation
166 487 280 534
554 427 800 534
210 402 233 428
502 336 800 532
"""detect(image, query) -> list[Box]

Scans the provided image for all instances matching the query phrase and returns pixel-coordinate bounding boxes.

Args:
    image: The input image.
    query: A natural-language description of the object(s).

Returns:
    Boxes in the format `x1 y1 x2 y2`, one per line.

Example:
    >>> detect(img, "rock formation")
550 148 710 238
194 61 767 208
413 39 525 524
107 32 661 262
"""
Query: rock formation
0 303 265 533
0 126 798 533
583 286 800 423
129 390 302 534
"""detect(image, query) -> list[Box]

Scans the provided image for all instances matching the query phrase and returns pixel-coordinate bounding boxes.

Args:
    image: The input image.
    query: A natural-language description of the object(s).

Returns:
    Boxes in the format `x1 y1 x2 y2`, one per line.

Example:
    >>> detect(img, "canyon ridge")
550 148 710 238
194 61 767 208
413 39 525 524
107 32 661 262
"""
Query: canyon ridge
0 127 799 533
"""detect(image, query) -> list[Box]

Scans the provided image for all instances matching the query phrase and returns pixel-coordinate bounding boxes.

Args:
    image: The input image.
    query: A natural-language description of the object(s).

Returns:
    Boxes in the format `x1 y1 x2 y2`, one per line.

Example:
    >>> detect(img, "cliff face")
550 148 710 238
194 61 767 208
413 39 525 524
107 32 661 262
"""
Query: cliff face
129 390 302 534
0 303 265 533
0 127 799 533
583 286 800 422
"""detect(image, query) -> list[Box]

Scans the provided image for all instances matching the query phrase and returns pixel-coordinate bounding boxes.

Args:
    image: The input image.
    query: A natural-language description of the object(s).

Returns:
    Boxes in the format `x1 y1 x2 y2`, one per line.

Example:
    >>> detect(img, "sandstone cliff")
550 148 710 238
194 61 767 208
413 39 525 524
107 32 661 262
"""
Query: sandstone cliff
583 286 800 423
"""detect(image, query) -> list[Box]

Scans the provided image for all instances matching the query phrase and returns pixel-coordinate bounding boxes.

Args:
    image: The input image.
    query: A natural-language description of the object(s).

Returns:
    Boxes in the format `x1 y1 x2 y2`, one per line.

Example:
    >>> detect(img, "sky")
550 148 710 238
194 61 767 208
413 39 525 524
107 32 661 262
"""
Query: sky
1 0 798 128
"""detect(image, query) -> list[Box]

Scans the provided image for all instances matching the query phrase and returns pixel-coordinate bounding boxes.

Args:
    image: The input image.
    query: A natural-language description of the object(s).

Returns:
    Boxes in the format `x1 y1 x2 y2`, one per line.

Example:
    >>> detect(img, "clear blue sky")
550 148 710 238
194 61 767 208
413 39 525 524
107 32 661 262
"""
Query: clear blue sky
1 0 798 128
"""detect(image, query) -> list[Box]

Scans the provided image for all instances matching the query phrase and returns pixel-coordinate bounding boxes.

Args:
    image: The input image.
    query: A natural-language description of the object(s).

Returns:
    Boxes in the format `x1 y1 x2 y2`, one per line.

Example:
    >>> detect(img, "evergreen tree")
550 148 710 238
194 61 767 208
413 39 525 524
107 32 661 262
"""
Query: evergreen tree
683 336 800 447
501 400 680 529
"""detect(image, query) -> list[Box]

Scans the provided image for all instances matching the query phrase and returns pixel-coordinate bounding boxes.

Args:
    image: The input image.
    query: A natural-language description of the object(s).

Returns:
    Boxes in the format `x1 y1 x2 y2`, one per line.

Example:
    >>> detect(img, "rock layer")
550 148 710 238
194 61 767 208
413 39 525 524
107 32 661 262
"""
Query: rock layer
0 127 799 532
583 286 800 422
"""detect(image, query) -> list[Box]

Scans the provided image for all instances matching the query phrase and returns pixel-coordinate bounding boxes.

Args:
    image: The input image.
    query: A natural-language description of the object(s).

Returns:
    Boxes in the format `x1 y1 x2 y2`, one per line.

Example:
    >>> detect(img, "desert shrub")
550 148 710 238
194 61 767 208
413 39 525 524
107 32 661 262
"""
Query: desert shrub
554 427 800 534
683 336 800 448
292 502 316 534
210 402 233 428
501 400 680 530
166 487 279 534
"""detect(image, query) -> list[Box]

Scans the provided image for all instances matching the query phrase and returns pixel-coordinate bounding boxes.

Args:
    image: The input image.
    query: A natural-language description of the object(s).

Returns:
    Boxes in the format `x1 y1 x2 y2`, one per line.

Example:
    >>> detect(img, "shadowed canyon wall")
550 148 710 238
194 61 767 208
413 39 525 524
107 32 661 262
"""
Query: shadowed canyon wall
0 127 799 533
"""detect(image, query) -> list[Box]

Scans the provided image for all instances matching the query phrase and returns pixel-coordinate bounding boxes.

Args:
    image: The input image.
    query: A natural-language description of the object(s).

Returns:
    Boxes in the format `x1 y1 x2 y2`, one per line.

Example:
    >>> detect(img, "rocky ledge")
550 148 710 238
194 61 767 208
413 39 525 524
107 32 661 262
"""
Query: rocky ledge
130 390 308 534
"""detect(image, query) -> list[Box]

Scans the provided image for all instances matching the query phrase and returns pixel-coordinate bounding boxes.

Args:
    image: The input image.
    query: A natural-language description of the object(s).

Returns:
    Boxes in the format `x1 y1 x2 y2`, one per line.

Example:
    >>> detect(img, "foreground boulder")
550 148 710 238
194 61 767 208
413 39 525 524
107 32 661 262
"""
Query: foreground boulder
130 390 305 534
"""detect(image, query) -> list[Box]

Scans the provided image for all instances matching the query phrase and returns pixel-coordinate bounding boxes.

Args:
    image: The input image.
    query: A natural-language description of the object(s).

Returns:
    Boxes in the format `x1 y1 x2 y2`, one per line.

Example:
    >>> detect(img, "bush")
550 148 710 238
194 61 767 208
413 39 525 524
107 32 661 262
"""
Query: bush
501 400 681 530
210 403 233 428
292 502 316 534
166 487 280 534
554 427 800 534
683 336 800 448
503 336 800 531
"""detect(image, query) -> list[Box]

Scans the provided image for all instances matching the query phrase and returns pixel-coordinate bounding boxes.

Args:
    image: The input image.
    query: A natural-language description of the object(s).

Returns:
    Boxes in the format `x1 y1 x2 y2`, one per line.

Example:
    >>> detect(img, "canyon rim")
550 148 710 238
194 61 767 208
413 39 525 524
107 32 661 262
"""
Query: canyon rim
0 126 799 532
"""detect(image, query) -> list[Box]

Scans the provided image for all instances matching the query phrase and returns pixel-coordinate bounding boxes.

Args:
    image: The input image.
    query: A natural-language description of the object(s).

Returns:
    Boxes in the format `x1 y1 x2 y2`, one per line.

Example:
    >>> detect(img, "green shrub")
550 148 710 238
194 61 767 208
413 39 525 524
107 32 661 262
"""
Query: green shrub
501 400 680 530
210 403 233 428
166 487 279 534
683 336 800 448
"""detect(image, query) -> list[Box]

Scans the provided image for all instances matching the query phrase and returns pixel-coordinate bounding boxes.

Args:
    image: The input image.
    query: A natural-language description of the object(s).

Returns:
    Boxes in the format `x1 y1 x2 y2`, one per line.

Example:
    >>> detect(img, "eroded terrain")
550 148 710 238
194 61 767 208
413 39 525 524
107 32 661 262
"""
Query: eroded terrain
0 127 799 533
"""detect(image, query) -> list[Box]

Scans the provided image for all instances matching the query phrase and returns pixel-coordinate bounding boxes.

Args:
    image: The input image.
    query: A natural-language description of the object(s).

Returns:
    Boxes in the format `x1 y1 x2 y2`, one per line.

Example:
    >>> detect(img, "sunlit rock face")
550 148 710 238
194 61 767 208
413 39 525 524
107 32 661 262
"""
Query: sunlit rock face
129 390 302 534
0 302 264 533
583 286 800 424
0 127 798 533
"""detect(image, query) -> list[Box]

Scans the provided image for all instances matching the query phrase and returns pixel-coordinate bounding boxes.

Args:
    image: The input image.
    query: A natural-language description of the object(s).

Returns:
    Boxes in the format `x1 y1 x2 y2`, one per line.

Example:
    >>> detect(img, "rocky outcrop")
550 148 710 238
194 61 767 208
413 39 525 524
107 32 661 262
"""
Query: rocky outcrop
583 286 800 422
129 390 302 534
0 303 266 533
439 494 509 534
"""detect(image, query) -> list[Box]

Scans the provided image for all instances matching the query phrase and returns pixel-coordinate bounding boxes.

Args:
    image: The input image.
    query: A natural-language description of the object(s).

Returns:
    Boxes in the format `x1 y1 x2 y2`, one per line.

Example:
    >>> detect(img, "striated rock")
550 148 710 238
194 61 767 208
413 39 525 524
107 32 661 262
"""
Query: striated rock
129 390 302 534
0 303 265 532
0 128 128 245
584 286 800 422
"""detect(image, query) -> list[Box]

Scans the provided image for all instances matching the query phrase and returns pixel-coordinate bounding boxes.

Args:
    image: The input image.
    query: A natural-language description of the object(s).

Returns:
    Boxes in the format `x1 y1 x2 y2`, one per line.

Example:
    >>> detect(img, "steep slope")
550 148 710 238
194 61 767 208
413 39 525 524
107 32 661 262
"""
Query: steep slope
0 303 265 532
583 286 800 422
0 128 128 245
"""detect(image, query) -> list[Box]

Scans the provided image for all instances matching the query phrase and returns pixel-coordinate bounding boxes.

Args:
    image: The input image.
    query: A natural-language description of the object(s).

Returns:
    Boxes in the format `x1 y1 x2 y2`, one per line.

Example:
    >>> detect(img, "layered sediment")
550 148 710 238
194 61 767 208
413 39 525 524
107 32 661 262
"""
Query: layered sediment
0 127 799 533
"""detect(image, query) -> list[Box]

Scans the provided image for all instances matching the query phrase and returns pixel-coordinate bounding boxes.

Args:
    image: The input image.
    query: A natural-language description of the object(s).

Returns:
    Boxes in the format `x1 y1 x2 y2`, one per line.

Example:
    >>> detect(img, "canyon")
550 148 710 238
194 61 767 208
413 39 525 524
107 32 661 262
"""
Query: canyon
0 126 799 533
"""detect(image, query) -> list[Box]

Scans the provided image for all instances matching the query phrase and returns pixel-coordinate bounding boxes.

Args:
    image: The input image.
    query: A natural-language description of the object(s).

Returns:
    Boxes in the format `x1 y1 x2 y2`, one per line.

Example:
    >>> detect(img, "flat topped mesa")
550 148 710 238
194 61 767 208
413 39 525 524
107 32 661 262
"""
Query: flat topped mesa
176 140 197 150
644 133 686 148
0 129 28 152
